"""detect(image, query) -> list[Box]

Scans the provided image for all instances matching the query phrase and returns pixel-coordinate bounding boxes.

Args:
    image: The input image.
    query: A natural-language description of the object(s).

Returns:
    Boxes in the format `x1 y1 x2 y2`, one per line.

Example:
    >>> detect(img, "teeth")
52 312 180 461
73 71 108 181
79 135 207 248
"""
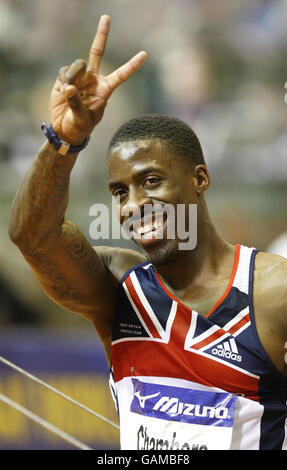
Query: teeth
136 225 152 235
143 224 152 234
136 221 162 235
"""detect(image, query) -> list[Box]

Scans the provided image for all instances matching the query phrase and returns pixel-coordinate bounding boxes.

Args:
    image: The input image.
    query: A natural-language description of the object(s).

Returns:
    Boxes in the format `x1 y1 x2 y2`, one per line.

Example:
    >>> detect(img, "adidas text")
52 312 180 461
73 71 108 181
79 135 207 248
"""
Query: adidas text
212 347 242 362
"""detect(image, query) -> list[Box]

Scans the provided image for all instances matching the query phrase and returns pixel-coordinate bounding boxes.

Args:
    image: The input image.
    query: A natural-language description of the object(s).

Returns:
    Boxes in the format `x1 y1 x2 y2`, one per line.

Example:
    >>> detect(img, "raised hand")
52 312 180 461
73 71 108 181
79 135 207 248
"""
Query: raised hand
49 15 147 145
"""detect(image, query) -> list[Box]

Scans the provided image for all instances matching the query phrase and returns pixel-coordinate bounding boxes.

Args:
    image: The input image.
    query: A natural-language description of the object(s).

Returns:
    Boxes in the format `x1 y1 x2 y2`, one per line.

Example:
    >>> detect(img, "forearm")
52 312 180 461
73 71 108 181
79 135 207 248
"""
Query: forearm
9 140 78 253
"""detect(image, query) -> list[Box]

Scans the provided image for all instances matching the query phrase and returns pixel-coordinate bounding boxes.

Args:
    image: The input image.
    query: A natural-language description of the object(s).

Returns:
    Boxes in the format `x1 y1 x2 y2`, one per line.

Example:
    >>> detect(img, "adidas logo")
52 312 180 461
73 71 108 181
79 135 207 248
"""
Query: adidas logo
211 338 242 362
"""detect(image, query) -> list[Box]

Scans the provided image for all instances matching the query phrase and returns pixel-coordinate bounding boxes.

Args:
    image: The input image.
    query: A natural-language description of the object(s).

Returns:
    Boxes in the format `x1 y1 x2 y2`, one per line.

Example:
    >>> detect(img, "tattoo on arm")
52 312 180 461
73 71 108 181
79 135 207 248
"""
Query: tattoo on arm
25 219 108 313
9 141 78 251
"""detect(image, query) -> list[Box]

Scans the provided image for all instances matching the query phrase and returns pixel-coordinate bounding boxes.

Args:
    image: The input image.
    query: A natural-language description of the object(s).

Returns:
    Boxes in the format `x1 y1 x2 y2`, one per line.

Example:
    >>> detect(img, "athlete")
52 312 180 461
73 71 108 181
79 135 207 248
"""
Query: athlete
8 15 287 450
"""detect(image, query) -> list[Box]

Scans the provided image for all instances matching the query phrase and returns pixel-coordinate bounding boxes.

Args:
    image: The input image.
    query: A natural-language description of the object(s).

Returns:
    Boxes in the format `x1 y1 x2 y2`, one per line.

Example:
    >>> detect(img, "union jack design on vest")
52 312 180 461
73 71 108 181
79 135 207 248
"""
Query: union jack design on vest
110 244 287 450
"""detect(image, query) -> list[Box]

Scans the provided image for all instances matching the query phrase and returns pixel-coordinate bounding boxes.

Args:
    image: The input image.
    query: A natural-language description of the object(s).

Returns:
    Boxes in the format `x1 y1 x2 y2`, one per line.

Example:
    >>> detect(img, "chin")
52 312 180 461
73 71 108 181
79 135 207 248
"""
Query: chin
141 239 184 267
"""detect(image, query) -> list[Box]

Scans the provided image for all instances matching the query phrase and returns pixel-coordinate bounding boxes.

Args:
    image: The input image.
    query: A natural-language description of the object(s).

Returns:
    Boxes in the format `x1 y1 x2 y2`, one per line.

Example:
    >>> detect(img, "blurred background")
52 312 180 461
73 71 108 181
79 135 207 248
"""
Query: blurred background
0 0 287 450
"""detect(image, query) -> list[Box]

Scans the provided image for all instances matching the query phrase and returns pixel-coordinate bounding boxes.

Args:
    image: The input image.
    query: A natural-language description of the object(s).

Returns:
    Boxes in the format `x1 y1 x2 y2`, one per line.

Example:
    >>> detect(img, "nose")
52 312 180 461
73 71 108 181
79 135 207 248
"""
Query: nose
120 186 151 224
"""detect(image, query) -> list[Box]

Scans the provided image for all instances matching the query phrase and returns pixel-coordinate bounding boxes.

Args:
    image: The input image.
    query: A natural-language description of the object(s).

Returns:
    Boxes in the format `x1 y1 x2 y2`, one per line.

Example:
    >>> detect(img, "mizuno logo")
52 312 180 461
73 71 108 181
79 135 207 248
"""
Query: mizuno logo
212 338 242 362
134 392 229 419
153 396 228 419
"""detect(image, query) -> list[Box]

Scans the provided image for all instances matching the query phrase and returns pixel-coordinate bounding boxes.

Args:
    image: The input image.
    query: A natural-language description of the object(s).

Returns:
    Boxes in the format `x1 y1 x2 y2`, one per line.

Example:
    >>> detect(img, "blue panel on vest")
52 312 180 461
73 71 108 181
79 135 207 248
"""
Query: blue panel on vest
130 379 236 427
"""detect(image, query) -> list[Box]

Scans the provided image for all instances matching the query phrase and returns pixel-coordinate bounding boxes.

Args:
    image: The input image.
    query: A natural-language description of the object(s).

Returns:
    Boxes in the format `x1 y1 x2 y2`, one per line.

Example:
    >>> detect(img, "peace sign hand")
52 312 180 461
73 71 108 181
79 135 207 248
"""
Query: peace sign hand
49 15 147 146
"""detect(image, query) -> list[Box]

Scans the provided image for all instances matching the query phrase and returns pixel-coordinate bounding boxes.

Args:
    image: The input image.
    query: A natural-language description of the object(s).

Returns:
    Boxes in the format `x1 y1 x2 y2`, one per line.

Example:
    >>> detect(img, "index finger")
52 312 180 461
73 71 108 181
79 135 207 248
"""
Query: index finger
88 14 111 72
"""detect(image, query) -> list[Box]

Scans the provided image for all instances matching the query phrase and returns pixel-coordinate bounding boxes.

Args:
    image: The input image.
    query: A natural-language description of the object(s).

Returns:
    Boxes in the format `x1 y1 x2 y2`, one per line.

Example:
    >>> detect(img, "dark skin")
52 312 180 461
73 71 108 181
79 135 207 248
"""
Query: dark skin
8 15 287 376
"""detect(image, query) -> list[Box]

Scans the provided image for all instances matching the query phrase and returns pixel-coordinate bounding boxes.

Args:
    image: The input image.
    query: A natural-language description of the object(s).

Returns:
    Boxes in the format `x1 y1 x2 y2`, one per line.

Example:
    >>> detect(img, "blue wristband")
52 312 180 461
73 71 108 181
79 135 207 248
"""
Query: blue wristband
41 123 90 156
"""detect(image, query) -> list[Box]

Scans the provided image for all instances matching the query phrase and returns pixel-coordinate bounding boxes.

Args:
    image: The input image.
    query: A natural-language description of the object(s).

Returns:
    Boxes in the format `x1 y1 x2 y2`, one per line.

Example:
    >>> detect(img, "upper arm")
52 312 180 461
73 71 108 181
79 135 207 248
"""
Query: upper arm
270 261 287 330
252 251 287 374
21 219 118 343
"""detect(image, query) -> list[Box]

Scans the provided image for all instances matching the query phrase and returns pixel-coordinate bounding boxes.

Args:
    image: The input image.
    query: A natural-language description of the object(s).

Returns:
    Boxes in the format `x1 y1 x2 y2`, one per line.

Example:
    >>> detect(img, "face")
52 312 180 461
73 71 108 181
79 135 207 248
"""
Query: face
108 139 209 266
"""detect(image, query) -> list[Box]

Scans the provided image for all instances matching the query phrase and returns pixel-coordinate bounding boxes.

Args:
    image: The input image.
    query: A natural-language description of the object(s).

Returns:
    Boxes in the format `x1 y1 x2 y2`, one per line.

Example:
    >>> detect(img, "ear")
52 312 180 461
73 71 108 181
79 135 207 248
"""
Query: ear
193 165 210 194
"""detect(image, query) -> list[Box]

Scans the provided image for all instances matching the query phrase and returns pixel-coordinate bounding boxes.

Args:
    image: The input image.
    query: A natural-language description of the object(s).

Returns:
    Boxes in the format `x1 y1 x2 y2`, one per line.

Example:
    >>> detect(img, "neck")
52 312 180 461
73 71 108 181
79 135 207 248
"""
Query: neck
155 202 234 291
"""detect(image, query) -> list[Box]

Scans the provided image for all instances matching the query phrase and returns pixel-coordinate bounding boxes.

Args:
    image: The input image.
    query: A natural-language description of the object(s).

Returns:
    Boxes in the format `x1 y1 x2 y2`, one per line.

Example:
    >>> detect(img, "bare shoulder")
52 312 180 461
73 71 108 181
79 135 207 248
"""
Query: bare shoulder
254 250 287 288
94 245 147 282
253 250 287 326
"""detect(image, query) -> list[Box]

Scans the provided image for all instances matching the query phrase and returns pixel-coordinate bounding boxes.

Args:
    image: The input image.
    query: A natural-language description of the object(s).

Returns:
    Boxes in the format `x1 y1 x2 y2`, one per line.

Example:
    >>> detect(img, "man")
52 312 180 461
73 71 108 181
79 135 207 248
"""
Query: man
8 15 287 450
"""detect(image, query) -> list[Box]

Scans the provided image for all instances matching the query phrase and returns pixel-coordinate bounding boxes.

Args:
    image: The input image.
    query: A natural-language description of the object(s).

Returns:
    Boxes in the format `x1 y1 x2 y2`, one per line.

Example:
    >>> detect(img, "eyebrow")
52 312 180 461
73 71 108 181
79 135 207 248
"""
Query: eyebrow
108 167 162 190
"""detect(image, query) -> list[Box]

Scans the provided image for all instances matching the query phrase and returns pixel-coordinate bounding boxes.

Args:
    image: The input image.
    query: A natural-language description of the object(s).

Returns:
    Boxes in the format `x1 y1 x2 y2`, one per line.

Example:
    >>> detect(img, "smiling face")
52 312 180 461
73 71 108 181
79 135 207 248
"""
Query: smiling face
108 138 209 266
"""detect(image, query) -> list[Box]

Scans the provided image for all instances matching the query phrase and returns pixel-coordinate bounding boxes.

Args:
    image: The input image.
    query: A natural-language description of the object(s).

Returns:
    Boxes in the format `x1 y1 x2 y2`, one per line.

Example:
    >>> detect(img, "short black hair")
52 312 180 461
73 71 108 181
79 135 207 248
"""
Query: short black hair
107 114 205 166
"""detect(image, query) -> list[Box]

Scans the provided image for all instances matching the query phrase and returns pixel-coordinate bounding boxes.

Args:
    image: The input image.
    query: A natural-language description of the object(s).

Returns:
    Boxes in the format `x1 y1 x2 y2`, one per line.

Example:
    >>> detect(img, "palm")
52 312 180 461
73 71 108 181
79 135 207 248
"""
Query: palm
50 72 112 142
49 15 147 145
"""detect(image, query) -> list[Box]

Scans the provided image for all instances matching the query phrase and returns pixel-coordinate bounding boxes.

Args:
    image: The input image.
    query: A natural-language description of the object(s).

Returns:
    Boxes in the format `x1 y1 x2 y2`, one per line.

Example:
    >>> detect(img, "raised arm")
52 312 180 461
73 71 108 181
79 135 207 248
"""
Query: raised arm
8 15 147 354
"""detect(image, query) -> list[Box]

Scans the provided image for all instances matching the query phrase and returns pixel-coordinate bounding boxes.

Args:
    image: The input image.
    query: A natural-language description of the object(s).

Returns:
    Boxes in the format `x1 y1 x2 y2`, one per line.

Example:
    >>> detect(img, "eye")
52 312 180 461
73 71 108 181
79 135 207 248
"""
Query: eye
113 188 128 198
143 176 162 187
